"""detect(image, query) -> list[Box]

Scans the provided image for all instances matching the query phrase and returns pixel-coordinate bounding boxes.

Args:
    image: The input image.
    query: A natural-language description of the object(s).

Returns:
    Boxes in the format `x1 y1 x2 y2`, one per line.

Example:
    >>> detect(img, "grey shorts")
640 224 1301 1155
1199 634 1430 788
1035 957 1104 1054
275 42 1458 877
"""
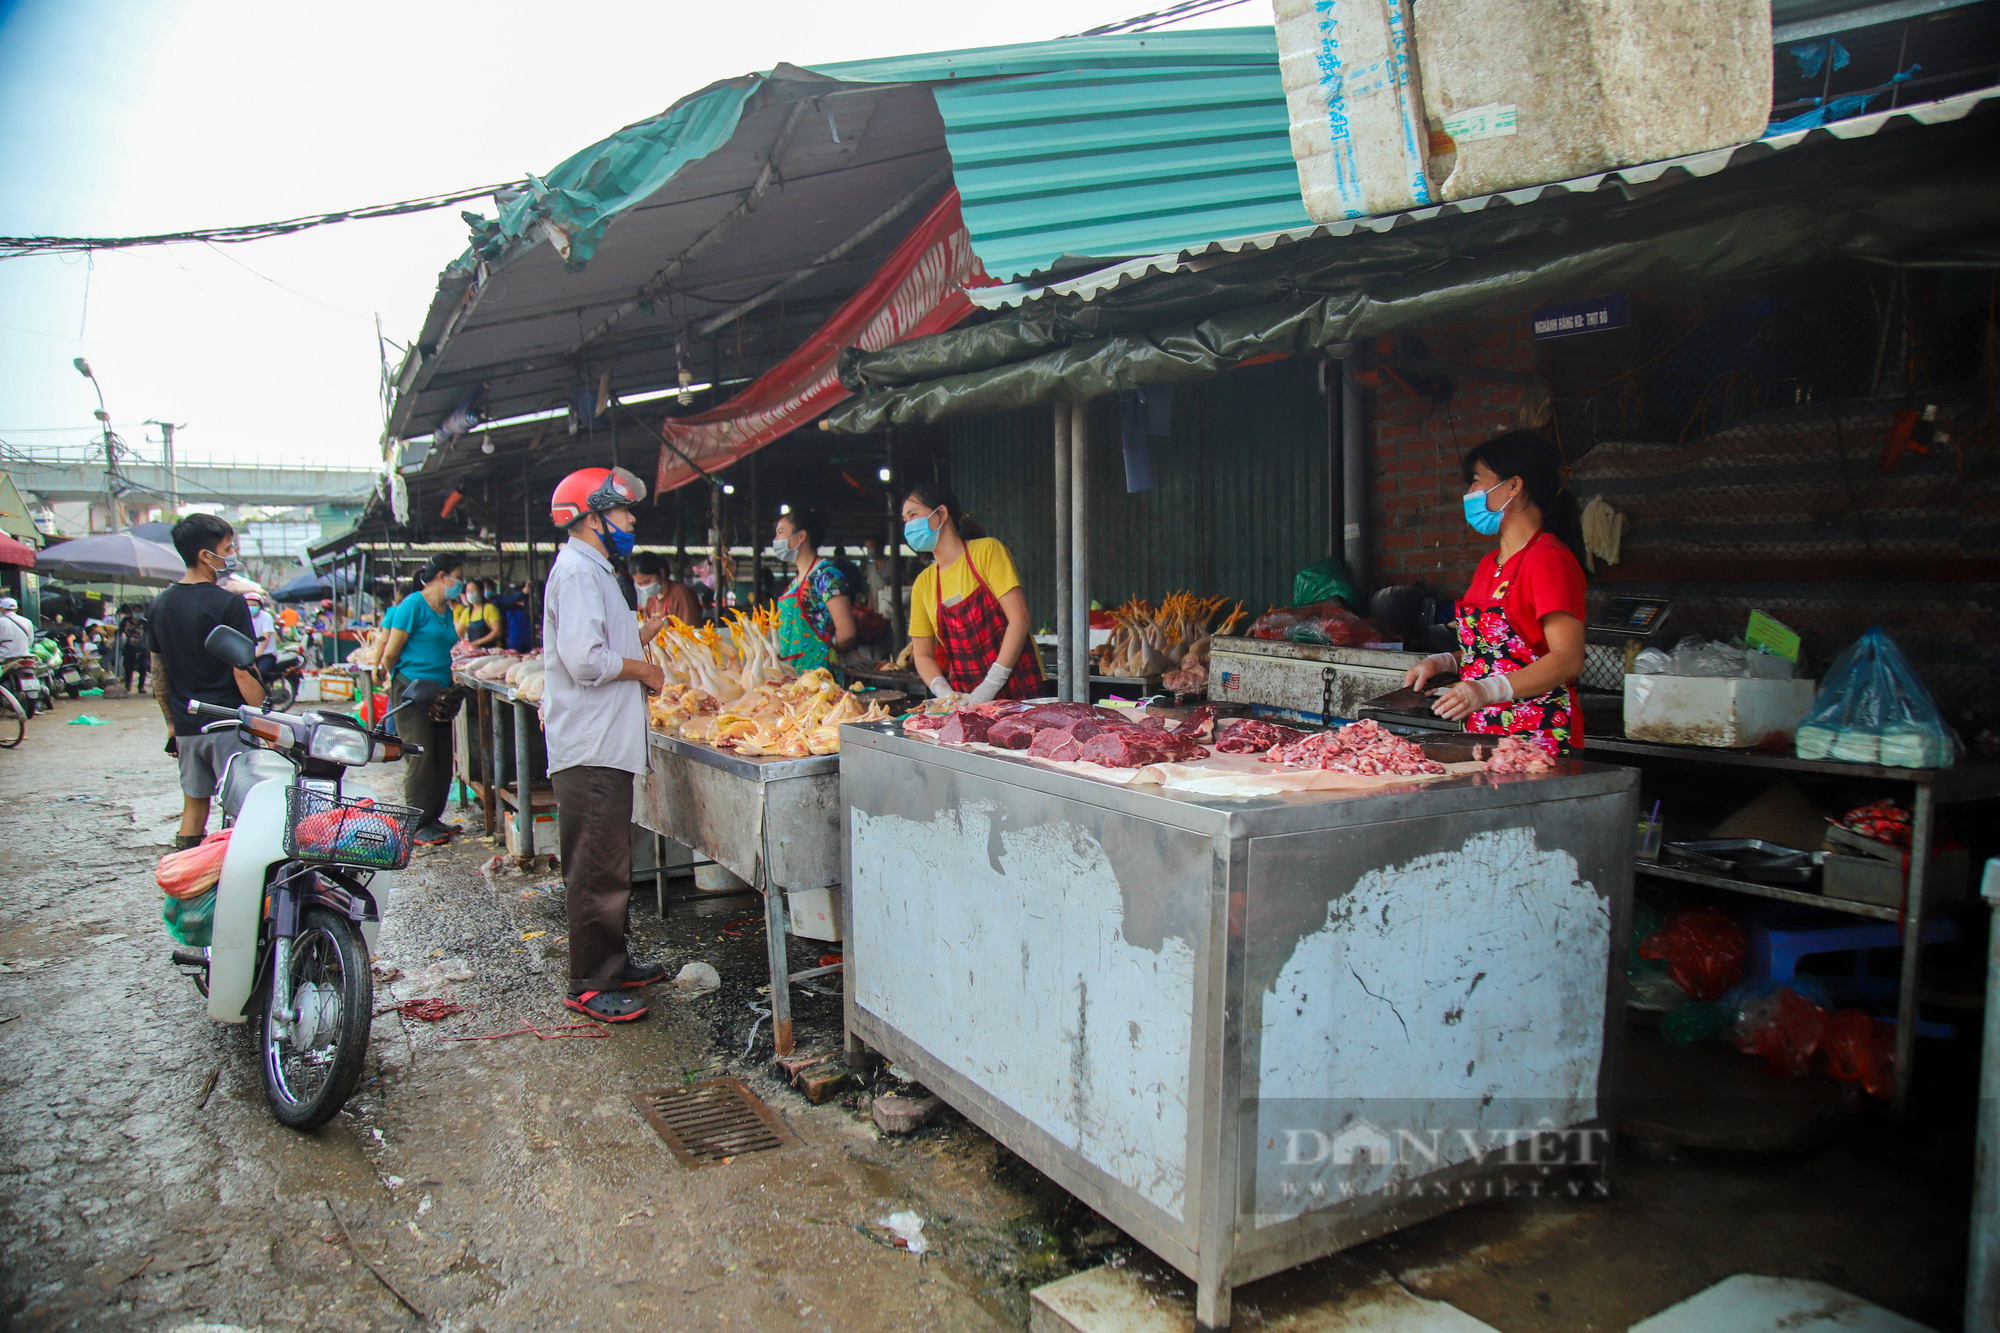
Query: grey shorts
177 727 250 799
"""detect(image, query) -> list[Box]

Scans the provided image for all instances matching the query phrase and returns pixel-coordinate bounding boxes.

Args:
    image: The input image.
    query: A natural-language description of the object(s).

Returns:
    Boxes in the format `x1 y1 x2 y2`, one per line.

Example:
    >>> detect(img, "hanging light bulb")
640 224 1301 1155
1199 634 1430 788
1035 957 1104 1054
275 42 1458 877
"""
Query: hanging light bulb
677 368 694 407
877 467 891 482
480 437 495 454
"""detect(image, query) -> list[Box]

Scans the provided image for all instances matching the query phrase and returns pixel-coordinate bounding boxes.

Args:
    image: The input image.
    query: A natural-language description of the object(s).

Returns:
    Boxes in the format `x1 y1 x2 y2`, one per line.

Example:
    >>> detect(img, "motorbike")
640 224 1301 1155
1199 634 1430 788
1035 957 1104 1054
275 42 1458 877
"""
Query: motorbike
2 653 47 719
171 623 428 1131
256 645 307 712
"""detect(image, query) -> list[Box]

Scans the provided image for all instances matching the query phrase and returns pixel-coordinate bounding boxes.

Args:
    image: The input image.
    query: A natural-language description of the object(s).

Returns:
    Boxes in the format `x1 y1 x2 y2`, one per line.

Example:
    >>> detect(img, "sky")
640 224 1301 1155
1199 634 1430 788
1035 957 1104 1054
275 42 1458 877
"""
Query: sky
0 0 1253 475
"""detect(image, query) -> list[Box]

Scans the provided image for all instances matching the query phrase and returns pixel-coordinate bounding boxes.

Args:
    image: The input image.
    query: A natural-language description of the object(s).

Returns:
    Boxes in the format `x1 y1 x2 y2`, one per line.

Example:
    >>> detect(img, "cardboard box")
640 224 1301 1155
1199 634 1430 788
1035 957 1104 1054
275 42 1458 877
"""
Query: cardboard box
1822 848 1968 908
1623 674 1816 748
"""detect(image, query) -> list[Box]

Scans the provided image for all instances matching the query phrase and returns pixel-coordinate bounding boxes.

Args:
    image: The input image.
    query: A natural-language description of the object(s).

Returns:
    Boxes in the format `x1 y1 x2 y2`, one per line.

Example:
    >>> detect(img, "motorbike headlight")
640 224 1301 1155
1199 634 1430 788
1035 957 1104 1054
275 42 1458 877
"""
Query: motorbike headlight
308 726 371 765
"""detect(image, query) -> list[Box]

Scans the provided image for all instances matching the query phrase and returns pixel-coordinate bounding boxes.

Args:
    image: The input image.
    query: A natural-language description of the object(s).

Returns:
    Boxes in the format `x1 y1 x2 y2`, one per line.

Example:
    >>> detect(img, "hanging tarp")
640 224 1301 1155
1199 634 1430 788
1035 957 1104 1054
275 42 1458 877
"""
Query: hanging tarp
459 78 758 273
824 104 2000 433
653 190 989 494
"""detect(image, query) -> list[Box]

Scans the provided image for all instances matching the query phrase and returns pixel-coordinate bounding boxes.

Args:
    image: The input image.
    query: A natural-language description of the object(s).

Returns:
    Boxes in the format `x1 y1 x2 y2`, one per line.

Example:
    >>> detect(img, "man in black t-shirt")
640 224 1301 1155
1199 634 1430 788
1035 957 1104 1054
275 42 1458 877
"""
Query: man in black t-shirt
149 514 265 849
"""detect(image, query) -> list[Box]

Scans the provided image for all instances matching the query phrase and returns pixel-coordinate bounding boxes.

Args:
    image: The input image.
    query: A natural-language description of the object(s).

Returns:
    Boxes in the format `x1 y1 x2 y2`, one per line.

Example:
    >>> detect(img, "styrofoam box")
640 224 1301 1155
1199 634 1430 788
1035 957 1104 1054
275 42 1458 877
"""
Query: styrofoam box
1275 0 1434 221
294 674 323 704
786 886 842 943
1622 674 1816 749
504 810 558 858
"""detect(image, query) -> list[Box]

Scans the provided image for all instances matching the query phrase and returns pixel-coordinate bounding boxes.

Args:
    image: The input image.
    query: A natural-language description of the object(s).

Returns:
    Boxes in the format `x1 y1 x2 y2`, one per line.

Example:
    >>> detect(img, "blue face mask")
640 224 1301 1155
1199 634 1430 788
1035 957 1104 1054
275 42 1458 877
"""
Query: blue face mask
598 515 636 559
904 510 941 553
1462 483 1510 537
444 580 464 600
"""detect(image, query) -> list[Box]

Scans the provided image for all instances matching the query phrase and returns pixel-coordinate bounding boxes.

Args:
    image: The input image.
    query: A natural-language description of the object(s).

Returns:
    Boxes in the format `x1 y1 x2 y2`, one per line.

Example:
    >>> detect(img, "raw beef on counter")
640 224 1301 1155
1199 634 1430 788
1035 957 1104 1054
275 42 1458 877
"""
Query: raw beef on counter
1264 718 1444 777
1213 718 1307 755
986 703 1123 750
1077 726 1211 768
1478 736 1555 773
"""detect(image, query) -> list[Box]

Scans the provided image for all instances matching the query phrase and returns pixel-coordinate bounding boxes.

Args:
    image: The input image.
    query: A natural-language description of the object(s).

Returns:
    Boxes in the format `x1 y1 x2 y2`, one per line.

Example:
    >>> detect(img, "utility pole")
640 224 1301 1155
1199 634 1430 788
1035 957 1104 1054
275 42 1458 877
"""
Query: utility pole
147 420 187 514
73 358 122 529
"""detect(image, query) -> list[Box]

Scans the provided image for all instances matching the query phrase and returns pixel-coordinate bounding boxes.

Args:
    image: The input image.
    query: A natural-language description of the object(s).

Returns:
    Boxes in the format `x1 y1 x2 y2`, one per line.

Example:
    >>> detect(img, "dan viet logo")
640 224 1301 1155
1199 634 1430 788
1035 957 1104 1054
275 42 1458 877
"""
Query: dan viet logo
1270 1117 1613 1205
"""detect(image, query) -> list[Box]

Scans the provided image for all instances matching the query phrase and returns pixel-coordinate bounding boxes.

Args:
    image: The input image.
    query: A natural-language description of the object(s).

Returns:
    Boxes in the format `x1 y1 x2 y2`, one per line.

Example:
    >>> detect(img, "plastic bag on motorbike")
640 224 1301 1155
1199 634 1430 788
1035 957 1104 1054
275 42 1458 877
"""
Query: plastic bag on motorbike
162 888 216 947
156 829 231 899
1793 627 1956 767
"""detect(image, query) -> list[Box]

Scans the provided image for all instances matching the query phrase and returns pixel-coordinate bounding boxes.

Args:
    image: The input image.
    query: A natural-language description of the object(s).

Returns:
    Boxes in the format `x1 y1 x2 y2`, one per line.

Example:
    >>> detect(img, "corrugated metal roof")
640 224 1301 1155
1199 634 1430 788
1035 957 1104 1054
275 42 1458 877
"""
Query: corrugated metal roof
970 84 2000 310
812 29 1314 284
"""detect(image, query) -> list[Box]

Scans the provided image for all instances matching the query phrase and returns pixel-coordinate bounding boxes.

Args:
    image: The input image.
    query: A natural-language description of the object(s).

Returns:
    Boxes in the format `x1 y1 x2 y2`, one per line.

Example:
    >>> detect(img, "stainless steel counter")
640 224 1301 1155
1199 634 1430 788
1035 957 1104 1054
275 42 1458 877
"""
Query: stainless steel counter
839 720 1637 1329
637 730 844 1054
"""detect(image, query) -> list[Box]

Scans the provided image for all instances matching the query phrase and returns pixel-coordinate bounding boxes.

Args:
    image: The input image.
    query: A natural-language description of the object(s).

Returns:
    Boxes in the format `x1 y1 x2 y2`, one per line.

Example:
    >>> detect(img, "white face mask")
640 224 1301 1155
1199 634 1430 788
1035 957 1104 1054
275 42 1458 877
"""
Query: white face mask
633 580 659 599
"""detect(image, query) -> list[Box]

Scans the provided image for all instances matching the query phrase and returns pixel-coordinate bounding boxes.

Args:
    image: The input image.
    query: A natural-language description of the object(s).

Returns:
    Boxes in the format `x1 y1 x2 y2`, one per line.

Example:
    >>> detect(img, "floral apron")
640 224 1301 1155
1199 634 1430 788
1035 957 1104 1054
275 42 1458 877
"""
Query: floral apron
1456 536 1580 760
777 566 840 678
931 554 1045 700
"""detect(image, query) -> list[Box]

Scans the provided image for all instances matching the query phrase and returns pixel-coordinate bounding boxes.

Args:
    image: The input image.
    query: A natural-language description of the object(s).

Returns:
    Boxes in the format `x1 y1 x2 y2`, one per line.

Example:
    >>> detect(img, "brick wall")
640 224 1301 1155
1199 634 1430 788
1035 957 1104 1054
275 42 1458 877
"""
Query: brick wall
1367 311 1542 595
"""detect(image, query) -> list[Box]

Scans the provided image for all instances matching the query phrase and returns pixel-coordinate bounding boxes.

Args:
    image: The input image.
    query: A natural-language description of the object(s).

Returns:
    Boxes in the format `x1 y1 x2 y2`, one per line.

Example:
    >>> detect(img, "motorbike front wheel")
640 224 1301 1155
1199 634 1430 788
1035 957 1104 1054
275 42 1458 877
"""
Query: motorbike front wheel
257 905 372 1130
263 677 295 712
0 685 25 749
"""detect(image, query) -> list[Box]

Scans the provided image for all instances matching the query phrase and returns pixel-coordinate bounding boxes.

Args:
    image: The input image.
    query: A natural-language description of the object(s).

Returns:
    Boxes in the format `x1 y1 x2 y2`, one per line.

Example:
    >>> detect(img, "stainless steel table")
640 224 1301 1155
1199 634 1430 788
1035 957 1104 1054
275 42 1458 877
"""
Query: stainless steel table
454 672 542 855
840 720 1637 1329
637 730 843 1055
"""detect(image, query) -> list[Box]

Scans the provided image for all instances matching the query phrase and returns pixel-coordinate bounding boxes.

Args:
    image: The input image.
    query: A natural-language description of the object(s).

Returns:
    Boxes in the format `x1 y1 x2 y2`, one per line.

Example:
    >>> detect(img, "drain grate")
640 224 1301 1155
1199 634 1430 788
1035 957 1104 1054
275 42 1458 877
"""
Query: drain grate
633 1077 799 1167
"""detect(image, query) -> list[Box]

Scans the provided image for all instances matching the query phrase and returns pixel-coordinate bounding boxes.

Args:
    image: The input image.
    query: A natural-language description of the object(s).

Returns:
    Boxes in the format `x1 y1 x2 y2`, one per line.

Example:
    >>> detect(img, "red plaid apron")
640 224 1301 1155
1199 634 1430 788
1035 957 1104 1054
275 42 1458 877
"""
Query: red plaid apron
931 552 1045 700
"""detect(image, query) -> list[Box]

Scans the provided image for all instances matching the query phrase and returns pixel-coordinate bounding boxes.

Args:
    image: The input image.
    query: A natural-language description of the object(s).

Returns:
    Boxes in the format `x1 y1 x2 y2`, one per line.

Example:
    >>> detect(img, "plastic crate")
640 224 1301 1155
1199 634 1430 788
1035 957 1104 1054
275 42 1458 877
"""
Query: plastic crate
284 788 421 870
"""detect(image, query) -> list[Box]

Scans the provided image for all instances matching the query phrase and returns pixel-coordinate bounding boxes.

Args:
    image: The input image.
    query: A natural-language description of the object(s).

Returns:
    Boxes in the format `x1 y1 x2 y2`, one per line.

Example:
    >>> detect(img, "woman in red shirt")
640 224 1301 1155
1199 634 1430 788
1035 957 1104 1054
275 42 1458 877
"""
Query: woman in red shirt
1404 430 1589 758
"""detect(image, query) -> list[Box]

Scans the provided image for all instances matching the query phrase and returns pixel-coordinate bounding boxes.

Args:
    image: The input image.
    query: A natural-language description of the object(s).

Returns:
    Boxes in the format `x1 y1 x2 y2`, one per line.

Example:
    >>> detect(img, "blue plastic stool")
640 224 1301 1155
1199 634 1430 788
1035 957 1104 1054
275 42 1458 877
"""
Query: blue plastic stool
1742 904 1958 1039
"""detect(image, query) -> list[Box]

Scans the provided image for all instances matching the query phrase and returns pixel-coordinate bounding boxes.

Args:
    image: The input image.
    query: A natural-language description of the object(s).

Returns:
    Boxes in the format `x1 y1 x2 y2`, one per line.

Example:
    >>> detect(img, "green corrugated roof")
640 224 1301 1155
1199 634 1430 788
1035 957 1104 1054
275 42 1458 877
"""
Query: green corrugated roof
810 28 1314 283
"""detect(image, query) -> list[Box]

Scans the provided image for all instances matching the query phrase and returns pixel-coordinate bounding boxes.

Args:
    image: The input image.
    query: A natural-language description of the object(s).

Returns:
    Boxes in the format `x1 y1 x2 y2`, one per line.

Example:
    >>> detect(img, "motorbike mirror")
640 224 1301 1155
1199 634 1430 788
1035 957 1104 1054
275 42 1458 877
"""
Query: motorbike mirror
400 677 444 706
204 624 257 670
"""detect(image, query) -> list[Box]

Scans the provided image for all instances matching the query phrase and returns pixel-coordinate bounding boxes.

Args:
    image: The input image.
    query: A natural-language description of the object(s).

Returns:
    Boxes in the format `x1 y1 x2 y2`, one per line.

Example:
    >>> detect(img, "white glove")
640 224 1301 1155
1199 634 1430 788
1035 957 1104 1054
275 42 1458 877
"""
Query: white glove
1403 651 1460 692
1431 672 1513 722
925 675 959 706
964 661 1014 706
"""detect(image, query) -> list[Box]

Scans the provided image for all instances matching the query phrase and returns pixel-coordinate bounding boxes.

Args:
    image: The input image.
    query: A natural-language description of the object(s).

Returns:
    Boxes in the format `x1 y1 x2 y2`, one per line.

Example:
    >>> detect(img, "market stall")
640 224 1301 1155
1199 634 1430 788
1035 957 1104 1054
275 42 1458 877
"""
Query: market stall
839 711 1638 1329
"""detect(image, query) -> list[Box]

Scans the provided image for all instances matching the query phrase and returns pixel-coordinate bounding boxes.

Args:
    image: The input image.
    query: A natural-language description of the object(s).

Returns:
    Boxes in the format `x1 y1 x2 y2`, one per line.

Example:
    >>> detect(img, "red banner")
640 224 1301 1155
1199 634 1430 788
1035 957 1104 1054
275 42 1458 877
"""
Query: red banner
654 189 987 494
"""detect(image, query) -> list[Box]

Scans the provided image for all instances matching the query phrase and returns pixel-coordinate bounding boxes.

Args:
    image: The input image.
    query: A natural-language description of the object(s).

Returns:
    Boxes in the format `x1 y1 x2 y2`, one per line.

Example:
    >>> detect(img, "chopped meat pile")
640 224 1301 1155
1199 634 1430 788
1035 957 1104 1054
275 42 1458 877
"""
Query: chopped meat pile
1479 736 1555 773
1264 718 1445 776
1213 718 1307 755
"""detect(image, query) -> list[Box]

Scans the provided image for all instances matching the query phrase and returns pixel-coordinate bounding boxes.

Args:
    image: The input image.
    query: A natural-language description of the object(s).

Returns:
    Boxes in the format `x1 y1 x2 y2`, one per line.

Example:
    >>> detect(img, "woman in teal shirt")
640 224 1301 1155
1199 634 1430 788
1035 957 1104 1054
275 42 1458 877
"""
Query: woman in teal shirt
377 554 465 843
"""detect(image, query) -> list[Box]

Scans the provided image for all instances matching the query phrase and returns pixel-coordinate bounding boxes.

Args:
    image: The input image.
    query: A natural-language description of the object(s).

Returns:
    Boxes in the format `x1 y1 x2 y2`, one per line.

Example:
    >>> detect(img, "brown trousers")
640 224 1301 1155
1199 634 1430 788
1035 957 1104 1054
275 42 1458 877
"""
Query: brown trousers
551 765 634 994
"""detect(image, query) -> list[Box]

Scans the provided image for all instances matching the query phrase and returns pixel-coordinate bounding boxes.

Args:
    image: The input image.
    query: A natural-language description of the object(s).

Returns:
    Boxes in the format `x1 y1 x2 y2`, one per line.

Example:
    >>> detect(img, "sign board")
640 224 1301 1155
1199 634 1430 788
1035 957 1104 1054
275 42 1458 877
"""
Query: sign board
1746 610 1801 663
1531 294 1629 340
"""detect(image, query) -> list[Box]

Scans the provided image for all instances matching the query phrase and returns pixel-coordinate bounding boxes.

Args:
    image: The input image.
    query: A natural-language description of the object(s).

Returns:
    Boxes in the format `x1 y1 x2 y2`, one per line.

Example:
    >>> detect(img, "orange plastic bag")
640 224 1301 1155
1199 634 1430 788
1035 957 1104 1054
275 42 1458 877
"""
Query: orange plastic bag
1638 907 1746 1001
156 829 231 899
1731 984 1828 1078
1821 1009 1896 1099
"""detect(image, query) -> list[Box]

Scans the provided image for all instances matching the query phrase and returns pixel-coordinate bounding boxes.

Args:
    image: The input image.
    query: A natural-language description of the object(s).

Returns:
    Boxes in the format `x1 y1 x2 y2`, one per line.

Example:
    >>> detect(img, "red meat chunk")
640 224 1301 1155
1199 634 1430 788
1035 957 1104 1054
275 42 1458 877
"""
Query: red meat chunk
1077 728 1211 768
938 710 996 746
986 716 1041 749
1027 725 1084 761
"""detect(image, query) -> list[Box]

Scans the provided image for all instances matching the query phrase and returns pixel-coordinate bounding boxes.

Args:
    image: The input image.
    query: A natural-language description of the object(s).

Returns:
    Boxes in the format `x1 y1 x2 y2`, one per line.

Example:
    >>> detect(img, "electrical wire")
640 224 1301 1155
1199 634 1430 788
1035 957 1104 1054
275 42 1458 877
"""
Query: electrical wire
0 179 530 260
1071 0 1253 36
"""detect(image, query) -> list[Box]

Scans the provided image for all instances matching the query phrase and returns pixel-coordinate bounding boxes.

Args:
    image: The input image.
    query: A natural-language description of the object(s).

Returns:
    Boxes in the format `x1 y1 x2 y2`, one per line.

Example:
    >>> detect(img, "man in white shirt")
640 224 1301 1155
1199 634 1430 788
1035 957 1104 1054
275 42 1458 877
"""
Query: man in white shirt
0 597 34 660
542 465 666 1023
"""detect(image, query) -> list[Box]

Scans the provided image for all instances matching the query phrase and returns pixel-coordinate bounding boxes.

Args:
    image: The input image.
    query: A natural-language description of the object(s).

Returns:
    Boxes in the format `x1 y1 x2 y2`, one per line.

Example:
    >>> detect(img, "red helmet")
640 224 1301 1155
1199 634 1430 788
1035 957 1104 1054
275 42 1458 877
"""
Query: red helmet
550 466 647 527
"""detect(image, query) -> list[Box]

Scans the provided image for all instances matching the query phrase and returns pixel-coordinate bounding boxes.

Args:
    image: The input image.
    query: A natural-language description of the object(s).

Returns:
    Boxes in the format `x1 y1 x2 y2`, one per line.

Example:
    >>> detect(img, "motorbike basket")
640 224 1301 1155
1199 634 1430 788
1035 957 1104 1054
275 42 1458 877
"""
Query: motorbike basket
283 788 422 871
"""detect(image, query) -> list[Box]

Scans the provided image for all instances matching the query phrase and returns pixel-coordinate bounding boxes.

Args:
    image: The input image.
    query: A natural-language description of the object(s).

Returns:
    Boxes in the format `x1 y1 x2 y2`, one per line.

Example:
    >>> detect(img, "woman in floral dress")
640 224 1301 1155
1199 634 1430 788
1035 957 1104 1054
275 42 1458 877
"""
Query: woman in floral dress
1403 430 1588 759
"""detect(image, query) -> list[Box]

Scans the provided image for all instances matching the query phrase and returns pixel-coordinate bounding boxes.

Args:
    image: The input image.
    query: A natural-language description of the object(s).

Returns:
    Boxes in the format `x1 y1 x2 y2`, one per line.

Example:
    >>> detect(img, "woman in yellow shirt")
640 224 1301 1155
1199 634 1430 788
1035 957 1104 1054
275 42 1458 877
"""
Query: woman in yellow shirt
901 482 1044 704
454 581 502 650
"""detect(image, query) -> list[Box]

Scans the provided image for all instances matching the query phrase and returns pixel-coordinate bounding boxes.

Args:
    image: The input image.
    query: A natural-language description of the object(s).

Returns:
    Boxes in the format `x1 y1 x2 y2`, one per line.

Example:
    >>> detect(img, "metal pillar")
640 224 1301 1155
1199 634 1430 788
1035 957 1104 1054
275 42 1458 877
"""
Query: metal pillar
1970 858 2000 1333
710 480 725 623
513 698 534 860
1053 402 1073 701
1069 399 1091 704
1340 362 1368 597
1894 781 1936 1116
748 449 760 608
885 430 905 650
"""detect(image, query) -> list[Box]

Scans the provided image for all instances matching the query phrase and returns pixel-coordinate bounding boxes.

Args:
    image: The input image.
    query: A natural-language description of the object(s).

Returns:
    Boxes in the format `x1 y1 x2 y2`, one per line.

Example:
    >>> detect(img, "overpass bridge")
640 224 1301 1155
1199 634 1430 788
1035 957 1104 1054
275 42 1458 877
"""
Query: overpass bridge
1 446 380 507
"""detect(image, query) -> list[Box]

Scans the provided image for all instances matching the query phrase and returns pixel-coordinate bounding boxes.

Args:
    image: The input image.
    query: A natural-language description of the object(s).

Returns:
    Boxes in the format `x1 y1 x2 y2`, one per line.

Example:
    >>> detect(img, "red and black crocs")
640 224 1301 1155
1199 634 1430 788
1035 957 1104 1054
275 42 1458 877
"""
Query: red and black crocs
564 990 648 1023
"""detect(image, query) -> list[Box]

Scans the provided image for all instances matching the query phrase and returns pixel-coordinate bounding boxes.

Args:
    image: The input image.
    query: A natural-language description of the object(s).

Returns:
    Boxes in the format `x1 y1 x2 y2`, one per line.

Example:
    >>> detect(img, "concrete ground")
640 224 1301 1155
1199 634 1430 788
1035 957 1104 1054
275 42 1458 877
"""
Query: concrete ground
0 693 1974 1332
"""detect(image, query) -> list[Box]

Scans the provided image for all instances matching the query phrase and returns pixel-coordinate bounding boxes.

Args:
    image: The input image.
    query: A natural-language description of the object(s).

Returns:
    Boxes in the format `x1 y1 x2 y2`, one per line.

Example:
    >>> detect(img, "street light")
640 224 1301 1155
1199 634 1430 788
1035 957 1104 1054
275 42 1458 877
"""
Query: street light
75 357 121 528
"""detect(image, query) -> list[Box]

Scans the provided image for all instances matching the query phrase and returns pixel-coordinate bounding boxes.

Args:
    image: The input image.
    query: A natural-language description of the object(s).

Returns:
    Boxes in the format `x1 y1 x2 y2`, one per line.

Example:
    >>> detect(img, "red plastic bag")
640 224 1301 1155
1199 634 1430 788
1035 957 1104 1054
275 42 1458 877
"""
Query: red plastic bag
1731 984 1828 1078
1821 1009 1896 1099
156 829 231 899
1285 604 1383 647
1638 907 1746 1001
1250 606 1306 640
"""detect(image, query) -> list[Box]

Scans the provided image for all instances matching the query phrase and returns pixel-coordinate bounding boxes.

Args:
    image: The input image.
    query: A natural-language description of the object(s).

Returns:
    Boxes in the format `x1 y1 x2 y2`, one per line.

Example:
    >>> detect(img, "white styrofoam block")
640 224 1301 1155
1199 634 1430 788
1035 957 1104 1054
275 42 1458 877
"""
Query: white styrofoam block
1627 1274 1935 1333
785 885 842 943
1274 0 1435 221
1622 675 1816 749
1414 0 1772 201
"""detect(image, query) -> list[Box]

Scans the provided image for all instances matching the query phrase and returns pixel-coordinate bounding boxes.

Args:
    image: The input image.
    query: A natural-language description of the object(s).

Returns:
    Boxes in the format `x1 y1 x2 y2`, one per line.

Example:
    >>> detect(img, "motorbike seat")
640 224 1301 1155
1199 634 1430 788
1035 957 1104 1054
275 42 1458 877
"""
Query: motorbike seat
218 748 297 821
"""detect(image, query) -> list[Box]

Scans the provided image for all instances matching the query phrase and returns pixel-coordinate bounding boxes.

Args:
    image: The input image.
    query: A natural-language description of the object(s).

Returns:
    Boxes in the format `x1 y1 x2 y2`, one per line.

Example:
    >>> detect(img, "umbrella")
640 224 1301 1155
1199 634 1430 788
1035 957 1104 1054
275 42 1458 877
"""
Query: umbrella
125 520 175 545
35 532 183 583
271 567 357 603
0 533 34 569
220 575 268 598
